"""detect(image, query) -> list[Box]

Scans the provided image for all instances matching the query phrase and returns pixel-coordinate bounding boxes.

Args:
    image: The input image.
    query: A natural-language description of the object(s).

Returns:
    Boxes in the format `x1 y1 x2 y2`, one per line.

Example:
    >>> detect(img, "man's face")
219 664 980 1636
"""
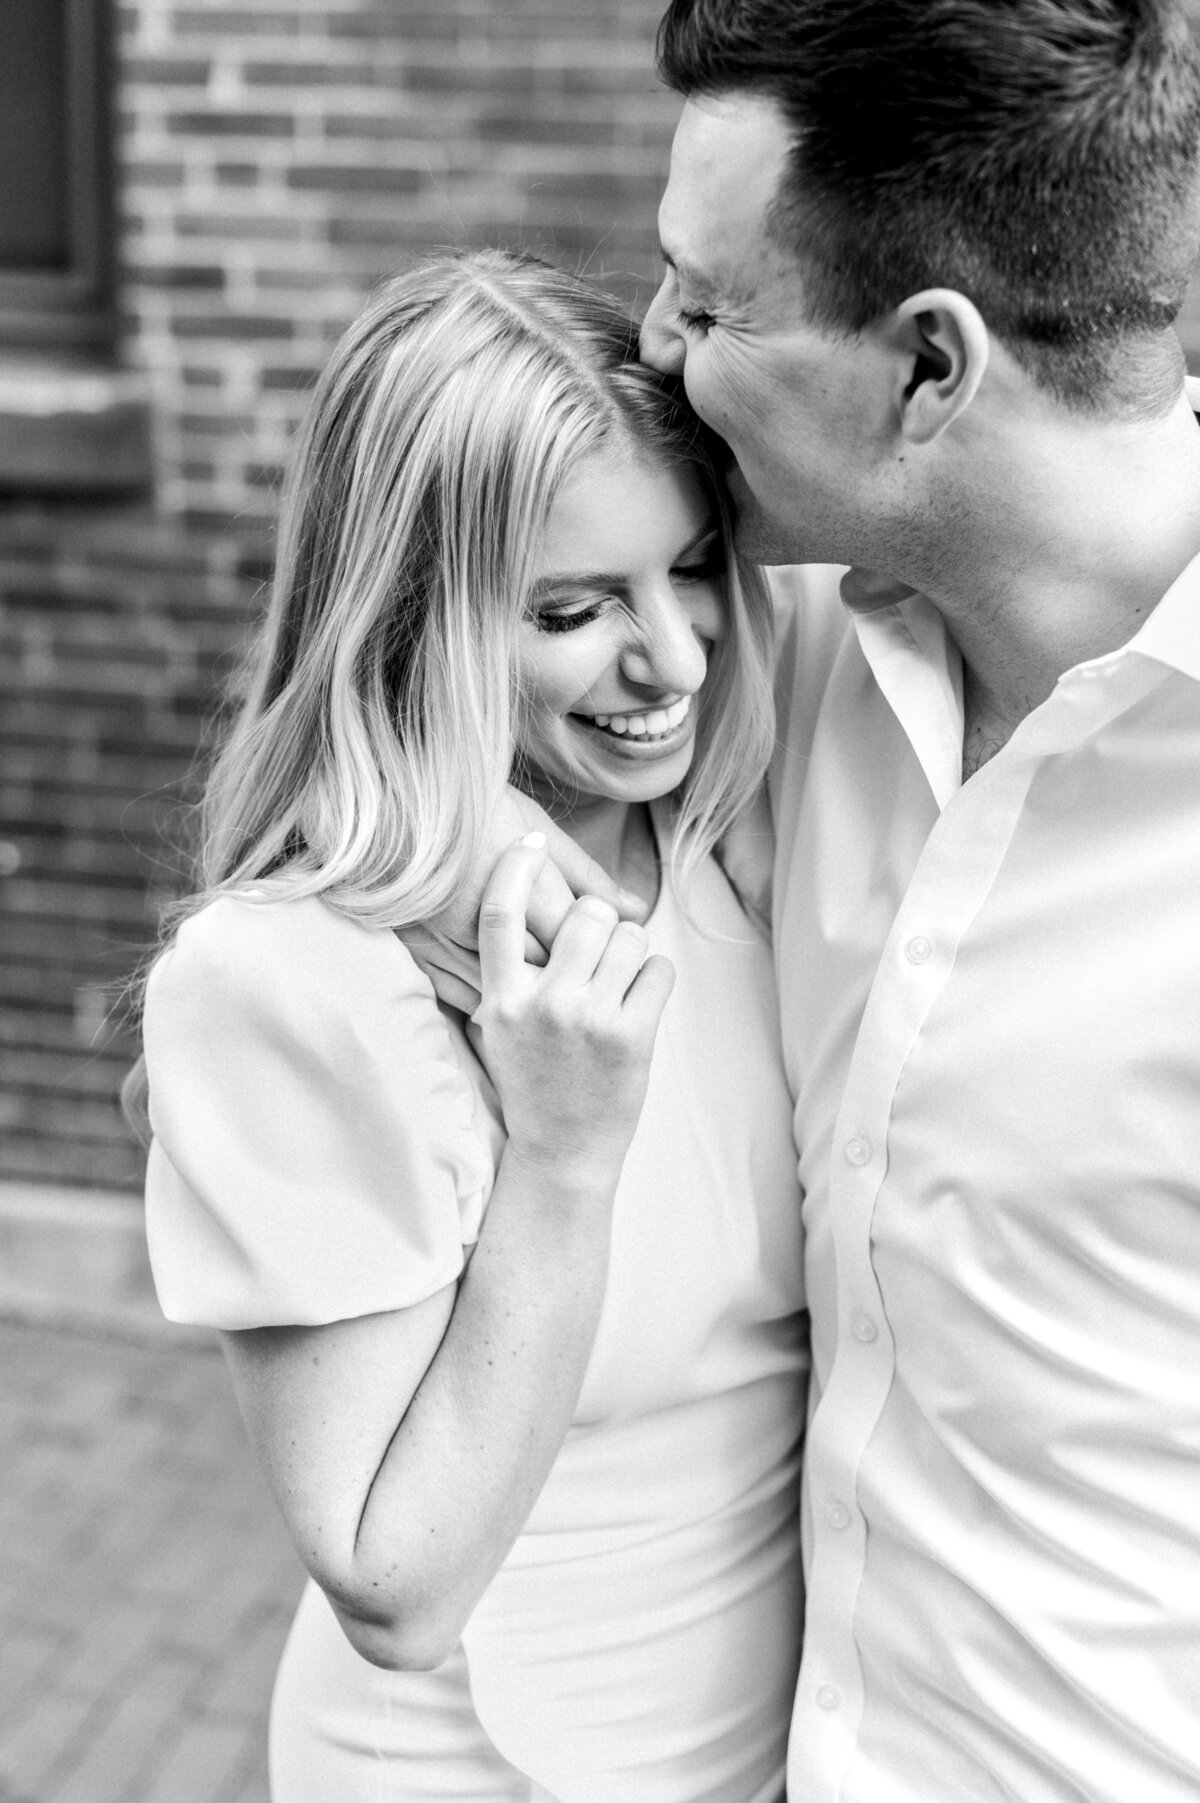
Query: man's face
641 90 888 566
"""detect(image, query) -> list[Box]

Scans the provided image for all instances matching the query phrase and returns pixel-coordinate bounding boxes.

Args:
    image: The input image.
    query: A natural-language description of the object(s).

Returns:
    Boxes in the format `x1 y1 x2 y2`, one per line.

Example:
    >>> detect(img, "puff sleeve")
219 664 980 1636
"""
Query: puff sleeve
143 894 494 1330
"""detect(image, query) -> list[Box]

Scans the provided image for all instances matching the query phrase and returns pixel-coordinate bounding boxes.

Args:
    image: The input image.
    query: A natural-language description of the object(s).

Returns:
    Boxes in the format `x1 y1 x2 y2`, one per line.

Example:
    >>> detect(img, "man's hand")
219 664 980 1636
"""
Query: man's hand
401 788 648 1016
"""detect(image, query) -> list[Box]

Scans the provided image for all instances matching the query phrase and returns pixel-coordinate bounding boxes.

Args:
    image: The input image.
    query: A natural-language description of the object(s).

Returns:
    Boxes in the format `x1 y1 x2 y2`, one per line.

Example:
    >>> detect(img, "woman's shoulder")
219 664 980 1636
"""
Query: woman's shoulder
159 888 413 981
143 891 493 1330
145 889 470 1124
150 890 435 1030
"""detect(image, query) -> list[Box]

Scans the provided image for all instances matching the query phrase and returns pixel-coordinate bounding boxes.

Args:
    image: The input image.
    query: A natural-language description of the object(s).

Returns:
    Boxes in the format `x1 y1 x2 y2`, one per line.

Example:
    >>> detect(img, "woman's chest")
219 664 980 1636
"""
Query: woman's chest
578 885 804 1421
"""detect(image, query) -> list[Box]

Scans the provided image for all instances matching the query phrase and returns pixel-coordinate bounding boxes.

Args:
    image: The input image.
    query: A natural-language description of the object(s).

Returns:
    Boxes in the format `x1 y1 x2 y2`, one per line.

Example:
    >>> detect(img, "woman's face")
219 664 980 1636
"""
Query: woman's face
515 447 727 810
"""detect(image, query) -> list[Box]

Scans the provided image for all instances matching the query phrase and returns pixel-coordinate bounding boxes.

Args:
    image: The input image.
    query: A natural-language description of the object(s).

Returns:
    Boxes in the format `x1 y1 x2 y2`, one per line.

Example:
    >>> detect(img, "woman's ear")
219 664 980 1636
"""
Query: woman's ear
888 289 990 445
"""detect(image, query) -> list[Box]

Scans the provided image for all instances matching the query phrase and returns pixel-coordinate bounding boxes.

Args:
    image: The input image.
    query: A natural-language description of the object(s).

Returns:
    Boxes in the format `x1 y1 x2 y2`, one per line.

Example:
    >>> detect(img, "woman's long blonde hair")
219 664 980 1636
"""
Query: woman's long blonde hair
192 249 775 926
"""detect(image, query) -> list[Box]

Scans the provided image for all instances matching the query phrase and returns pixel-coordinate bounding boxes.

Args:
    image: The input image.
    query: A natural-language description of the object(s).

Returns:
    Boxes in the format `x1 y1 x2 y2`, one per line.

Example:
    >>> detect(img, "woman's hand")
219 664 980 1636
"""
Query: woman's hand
474 834 675 1186
400 787 651 1017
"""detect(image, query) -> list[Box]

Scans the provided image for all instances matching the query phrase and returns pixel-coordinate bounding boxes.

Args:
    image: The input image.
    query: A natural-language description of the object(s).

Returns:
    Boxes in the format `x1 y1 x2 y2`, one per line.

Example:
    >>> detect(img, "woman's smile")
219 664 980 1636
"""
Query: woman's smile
571 691 695 748
516 449 726 811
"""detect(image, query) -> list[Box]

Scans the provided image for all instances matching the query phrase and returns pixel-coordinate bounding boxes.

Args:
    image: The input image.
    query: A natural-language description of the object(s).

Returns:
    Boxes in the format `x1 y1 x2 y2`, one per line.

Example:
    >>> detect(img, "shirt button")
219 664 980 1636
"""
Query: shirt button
844 1135 871 1167
852 1309 878 1344
905 934 932 964
826 1499 852 1530
816 1684 840 1712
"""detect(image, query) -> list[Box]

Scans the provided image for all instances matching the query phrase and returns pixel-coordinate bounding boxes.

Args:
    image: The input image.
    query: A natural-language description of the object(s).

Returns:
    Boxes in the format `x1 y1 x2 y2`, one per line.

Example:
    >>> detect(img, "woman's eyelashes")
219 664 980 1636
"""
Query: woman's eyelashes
534 596 609 634
532 549 726 633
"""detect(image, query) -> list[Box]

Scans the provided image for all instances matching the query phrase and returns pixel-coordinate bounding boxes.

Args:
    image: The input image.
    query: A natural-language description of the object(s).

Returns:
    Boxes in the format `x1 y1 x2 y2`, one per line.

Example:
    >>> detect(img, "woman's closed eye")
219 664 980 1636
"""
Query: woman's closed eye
533 596 611 634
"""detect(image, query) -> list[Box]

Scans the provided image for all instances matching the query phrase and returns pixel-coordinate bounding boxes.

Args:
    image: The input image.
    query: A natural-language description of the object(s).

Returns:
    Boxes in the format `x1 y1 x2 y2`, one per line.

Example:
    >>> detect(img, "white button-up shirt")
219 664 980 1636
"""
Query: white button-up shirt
771 555 1200 1803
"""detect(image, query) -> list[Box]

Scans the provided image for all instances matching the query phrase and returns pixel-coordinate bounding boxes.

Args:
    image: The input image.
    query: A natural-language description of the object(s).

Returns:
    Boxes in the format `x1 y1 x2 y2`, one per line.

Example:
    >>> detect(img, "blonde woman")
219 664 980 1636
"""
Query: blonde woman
140 251 805 1802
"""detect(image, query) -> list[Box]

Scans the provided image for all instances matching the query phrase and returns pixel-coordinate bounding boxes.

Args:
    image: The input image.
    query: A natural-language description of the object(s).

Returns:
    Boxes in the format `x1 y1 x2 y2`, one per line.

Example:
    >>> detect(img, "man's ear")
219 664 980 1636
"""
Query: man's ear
887 289 989 445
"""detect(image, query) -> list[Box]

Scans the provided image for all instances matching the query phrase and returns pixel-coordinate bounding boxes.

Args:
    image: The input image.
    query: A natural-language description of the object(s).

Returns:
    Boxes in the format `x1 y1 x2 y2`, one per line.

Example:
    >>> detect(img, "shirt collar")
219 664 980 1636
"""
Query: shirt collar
1122 547 1200 683
845 539 1200 809
849 592 965 809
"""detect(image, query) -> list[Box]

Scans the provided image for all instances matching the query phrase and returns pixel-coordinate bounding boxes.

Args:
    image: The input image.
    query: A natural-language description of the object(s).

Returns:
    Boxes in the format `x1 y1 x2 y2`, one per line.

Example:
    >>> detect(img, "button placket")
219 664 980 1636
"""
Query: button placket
851 1308 878 1344
801 768 1031 1799
781 610 1170 1803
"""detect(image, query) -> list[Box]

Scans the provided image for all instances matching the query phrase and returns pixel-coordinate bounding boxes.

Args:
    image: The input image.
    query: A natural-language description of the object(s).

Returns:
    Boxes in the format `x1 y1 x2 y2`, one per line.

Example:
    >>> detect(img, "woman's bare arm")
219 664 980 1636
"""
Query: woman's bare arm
221 839 674 1670
223 1149 613 1669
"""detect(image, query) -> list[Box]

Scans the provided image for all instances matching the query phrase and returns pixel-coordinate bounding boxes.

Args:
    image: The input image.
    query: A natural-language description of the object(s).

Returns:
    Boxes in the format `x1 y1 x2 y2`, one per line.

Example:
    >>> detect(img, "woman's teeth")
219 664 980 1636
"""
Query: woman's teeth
591 694 692 740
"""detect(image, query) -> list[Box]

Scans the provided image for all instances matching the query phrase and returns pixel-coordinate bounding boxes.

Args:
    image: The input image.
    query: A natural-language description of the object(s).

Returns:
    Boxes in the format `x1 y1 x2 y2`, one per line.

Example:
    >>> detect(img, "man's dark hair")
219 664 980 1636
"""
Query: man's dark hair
658 0 1200 407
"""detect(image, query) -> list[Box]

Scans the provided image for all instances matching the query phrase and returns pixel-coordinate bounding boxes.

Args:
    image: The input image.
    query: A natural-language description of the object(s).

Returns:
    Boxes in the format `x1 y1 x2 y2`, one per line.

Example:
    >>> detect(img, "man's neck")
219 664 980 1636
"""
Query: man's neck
913 386 1200 777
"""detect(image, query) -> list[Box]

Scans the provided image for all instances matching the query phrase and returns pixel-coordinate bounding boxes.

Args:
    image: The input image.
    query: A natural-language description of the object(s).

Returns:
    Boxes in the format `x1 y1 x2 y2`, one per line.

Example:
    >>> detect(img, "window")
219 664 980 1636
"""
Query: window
0 0 115 356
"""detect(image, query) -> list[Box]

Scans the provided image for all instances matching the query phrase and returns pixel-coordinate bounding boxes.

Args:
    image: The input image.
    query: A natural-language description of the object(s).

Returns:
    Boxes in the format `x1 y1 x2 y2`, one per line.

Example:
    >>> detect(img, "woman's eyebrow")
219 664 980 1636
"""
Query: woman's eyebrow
530 522 721 597
529 571 626 598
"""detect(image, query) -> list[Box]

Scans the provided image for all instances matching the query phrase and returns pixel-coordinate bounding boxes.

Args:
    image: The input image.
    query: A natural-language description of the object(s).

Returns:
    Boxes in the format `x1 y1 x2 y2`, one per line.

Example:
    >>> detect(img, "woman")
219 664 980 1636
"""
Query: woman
140 250 806 1802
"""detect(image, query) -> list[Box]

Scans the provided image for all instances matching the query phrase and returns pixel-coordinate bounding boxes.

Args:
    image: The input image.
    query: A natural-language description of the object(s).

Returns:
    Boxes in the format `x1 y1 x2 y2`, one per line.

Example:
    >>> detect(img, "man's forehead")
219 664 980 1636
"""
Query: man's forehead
659 92 794 296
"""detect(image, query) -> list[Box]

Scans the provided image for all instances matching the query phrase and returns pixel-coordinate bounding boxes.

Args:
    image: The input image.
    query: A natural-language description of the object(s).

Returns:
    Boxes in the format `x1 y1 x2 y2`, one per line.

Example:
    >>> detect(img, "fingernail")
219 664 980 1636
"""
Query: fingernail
519 832 546 849
578 895 617 919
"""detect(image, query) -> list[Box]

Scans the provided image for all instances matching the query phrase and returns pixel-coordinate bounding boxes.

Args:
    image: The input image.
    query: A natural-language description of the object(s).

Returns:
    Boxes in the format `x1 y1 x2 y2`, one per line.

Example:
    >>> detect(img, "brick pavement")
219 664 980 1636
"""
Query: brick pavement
0 1319 306 1803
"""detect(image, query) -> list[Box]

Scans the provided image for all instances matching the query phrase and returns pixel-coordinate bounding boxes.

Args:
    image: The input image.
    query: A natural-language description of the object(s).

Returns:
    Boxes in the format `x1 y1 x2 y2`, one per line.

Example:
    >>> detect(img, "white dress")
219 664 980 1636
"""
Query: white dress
143 833 807 1803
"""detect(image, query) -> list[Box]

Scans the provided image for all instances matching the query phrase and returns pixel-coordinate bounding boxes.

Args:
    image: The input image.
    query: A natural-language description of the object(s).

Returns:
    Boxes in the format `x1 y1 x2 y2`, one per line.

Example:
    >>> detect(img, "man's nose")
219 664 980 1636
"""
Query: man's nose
640 278 686 377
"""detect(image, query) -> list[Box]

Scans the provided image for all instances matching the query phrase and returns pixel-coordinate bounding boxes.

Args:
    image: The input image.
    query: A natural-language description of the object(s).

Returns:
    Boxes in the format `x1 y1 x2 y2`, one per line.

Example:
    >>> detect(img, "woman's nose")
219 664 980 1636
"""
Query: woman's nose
621 592 715 694
640 277 686 377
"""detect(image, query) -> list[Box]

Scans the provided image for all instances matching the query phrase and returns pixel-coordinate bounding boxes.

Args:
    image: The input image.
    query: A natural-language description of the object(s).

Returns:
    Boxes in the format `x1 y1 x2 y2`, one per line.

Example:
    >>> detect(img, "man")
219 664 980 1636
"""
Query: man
634 1 1200 1799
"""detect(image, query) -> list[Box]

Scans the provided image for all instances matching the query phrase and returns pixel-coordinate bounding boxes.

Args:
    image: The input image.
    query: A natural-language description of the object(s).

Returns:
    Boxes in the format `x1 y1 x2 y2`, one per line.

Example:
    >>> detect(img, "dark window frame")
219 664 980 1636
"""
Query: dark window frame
0 0 116 357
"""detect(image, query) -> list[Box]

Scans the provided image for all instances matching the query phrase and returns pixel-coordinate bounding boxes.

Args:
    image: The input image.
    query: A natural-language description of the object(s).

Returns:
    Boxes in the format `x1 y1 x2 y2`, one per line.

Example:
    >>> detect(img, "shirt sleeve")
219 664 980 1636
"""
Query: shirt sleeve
142 893 493 1330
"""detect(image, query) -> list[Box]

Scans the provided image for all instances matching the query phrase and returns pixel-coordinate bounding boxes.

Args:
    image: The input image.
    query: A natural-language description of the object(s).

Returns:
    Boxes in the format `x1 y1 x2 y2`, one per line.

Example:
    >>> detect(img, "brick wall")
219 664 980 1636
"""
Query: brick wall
0 510 262 1190
120 0 676 534
0 0 676 1194
5 0 1200 1197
